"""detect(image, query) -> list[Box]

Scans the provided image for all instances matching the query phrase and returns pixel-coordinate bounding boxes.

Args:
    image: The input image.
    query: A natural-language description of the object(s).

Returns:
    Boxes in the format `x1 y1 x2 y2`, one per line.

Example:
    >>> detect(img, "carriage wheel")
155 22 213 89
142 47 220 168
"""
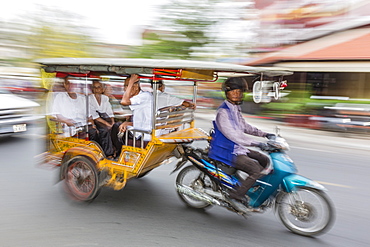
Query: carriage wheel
64 156 101 202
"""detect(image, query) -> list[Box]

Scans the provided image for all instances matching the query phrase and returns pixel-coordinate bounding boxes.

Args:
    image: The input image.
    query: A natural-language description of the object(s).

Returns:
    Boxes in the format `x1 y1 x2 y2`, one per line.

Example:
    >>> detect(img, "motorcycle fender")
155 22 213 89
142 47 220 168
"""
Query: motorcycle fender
282 174 326 193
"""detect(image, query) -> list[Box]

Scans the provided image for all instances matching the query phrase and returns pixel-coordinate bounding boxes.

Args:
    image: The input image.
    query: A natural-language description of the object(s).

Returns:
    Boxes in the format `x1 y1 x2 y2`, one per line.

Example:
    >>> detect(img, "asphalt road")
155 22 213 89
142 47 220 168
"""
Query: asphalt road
0 118 369 247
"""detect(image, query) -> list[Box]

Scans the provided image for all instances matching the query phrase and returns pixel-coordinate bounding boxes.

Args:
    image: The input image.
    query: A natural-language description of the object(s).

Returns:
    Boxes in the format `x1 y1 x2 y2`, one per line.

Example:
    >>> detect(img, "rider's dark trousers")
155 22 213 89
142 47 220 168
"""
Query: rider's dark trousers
231 149 269 199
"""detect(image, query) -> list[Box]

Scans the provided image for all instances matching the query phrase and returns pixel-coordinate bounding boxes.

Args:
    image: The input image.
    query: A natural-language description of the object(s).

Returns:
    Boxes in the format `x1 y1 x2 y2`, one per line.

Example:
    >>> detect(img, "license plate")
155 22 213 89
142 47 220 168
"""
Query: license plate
13 124 27 132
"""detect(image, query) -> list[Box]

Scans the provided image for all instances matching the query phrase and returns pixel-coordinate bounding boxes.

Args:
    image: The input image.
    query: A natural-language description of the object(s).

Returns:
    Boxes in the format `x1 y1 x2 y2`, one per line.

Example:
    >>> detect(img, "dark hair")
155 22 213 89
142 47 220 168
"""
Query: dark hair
124 75 139 86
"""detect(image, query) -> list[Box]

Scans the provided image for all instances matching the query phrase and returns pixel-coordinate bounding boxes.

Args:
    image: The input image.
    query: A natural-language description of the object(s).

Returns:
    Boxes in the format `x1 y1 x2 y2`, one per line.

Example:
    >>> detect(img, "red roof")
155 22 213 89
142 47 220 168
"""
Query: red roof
299 33 370 60
246 27 370 66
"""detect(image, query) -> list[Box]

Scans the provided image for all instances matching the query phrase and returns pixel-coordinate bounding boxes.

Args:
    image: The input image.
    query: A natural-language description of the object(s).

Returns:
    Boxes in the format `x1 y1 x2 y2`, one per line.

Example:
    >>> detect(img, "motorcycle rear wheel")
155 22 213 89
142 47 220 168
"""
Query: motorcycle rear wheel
276 187 335 236
176 165 216 209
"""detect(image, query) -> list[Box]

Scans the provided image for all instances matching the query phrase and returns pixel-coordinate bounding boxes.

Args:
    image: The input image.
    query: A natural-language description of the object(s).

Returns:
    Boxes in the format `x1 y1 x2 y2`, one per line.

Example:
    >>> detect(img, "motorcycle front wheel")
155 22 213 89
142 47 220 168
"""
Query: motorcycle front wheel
176 165 216 209
276 187 335 236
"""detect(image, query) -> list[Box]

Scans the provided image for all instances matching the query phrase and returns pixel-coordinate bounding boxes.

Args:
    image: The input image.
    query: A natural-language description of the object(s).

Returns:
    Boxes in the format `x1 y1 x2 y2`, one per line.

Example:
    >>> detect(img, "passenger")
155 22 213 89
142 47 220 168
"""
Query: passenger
111 74 152 155
151 80 195 135
208 77 275 206
103 83 132 117
89 80 115 128
151 80 195 110
88 80 115 158
51 76 98 141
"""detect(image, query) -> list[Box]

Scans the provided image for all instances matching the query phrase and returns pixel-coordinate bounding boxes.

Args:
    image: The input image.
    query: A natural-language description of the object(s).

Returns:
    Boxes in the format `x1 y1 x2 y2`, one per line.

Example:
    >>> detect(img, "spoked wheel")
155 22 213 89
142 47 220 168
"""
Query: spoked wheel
64 156 101 202
276 187 335 236
176 166 216 209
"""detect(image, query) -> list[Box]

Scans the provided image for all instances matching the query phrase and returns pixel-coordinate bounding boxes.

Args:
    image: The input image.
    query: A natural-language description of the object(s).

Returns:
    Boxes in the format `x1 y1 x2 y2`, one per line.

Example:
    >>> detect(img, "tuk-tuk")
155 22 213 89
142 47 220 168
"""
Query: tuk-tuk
35 58 291 202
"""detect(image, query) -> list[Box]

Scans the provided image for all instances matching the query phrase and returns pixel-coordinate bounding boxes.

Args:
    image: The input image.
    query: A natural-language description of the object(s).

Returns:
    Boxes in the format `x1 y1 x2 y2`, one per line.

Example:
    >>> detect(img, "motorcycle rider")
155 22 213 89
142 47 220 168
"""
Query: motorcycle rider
208 77 275 206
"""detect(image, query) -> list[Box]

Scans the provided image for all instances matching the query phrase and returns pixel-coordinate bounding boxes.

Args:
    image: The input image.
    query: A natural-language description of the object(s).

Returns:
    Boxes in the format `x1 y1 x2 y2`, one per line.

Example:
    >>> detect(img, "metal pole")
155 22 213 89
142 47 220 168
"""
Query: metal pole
191 81 197 128
85 75 89 140
193 81 197 106
152 80 158 136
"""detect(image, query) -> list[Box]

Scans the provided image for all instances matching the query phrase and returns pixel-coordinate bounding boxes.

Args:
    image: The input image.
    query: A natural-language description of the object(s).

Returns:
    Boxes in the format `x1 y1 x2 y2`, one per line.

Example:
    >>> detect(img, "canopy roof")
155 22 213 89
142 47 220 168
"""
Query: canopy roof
35 58 292 78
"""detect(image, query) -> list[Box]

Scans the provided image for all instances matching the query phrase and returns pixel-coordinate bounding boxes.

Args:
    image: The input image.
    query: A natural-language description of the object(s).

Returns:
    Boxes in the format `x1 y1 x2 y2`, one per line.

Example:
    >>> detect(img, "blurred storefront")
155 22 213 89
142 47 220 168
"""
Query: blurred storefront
247 0 370 99
245 26 370 99
243 0 370 132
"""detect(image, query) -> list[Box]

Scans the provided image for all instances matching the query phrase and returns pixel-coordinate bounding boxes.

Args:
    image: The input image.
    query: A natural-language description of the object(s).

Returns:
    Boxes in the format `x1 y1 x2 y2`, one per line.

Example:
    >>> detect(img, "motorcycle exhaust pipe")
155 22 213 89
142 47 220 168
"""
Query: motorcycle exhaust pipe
176 184 221 206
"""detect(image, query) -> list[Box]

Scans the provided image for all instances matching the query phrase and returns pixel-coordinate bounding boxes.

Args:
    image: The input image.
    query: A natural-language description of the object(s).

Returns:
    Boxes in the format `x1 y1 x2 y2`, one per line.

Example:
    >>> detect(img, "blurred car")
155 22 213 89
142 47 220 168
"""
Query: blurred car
0 88 41 136
3 86 48 101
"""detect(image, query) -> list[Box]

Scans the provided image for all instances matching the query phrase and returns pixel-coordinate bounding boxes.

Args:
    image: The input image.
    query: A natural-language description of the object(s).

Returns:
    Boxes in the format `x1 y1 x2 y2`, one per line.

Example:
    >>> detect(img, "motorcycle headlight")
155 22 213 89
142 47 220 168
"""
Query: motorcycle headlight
269 137 290 150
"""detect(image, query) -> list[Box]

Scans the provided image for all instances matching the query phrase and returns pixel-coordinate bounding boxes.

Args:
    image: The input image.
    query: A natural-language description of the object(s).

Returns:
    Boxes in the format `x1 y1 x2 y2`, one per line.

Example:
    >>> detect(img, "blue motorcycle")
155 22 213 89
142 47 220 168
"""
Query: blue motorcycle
172 135 335 236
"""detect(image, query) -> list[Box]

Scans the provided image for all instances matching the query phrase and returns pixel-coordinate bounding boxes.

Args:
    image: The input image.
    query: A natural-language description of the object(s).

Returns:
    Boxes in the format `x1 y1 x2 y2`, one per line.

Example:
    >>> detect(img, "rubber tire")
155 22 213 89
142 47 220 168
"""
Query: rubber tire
176 165 214 209
276 187 335 236
63 156 101 202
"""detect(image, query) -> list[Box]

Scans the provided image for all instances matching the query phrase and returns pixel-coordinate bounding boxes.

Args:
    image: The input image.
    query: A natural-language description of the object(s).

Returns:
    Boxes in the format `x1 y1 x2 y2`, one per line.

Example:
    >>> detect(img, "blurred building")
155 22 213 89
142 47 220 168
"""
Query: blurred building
246 0 370 99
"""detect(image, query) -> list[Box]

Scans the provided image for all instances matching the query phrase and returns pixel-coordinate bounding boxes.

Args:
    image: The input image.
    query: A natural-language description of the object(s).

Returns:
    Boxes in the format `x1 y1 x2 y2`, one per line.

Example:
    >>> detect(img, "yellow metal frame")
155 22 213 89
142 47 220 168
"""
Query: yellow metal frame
39 61 213 192
44 125 209 191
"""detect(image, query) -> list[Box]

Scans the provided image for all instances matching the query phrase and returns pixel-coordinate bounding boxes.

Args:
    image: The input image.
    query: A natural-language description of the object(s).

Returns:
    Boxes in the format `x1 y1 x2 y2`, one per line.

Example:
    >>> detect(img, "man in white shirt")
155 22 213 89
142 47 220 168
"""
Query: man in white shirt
111 74 152 156
151 80 195 136
51 76 98 141
152 80 195 109
120 74 153 140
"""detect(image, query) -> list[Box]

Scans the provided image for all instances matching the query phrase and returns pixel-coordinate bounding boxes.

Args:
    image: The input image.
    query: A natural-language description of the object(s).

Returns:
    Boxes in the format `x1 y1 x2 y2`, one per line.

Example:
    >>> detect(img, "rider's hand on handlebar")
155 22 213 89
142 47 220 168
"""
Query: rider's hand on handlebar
265 133 276 140
257 142 269 150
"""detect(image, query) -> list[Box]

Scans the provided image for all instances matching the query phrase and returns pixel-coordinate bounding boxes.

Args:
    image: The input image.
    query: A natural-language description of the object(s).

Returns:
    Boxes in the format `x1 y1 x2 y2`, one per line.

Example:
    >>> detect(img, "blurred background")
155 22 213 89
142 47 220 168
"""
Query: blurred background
1 0 370 134
1 2 370 246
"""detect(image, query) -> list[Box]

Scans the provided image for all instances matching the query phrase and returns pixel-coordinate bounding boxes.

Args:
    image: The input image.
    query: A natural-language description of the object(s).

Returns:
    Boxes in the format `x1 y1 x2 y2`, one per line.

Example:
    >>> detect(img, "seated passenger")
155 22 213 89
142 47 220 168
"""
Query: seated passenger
103 83 132 118
51 76 98 141
111 74 152 155
88 80 115 158
151 80 195 135
151 80 195 110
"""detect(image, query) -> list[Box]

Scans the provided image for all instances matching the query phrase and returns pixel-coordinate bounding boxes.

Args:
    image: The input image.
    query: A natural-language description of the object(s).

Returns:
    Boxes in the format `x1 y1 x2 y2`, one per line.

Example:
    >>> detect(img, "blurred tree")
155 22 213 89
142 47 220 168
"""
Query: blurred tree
134 0 255 59
27 7 95 60
134 0 219 59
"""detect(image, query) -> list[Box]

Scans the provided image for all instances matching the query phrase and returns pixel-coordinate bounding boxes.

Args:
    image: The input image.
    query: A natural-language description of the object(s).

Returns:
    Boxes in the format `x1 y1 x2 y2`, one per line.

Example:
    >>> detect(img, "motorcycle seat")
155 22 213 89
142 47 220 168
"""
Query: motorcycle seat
213 160 237 175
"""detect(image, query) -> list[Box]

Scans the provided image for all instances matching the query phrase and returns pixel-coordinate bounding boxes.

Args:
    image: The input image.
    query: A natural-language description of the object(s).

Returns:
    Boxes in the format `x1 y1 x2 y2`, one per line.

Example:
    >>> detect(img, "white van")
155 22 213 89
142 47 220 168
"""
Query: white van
0 88 41 136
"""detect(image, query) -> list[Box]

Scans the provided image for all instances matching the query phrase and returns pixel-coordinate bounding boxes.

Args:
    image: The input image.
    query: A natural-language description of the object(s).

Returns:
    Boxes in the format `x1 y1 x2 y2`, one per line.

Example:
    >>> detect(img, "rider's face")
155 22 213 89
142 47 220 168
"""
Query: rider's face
226 89 243 104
